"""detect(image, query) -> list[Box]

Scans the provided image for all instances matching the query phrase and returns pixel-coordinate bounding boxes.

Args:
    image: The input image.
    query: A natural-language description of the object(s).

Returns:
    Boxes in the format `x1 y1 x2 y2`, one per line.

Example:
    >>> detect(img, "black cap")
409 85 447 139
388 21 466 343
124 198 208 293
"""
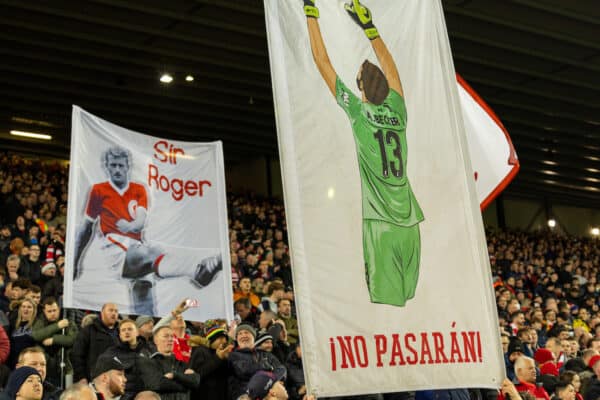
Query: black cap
507 338 524 355
92 354 128 379
246 370 285 399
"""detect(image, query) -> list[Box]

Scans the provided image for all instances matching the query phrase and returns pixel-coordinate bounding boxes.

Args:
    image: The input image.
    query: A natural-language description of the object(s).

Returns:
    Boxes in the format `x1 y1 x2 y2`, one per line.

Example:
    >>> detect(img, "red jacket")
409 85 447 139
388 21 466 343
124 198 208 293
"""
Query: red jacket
498 381 550 400
0 325 9 364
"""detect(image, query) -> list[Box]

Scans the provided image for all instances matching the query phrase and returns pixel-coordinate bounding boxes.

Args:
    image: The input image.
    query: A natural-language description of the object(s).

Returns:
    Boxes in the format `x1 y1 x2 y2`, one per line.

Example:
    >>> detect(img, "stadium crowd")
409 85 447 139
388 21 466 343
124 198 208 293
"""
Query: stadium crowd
1 153 600 400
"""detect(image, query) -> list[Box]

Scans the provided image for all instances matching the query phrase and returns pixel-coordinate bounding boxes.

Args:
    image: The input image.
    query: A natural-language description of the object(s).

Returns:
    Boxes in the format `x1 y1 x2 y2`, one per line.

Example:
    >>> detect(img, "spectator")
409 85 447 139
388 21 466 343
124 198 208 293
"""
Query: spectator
245 370 288 400
41 261 63 302
535 348 559 377
20 245 41 285
259 282 285 314
31 298 77 387
6 255 22 283
554 381 576 400
71 303 120 383
228 324 286 400
560 371 583 400
189 326 233 400
98 319 148 399
8 299 37 369
134 316 154 343
57 383 95 400
505 338 524 382
234 277 261 308
499 356 550 400
90 354 127 400
15 346 62 400
3 366 42 400
139 325 200 400
153 300 191 363
277 299 298 345
234 298 258 328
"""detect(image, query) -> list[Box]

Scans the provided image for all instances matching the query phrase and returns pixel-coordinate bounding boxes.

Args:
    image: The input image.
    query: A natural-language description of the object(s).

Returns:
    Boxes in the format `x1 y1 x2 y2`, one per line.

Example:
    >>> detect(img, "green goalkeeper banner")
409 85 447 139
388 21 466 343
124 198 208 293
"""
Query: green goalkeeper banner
265 0 504 396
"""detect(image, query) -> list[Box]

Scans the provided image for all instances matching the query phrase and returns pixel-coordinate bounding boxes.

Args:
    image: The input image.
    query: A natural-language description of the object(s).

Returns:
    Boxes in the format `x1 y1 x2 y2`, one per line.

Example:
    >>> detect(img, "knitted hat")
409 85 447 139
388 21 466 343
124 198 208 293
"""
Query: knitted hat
534 348 555 364
246 370 285 399
5 366 41 398
135 315 154 329
206 327 228 344
254 333 273 348
41 262 56 274
235 324 256 339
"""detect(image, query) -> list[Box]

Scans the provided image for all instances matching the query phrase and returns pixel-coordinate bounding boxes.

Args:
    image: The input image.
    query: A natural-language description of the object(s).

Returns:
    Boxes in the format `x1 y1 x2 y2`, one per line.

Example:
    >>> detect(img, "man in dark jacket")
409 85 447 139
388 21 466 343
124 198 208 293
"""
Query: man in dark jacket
229 324 286 400
70 302 120 383
189 326 233 400
31 297 77 387
585 355 600 400
139 325 200 400
100 319 153 400
12 346 62 400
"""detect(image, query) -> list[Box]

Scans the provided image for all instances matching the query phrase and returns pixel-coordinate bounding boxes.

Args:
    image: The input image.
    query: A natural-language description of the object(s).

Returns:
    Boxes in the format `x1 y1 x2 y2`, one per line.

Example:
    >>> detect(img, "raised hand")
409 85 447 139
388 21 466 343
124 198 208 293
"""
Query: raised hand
344 0 379 40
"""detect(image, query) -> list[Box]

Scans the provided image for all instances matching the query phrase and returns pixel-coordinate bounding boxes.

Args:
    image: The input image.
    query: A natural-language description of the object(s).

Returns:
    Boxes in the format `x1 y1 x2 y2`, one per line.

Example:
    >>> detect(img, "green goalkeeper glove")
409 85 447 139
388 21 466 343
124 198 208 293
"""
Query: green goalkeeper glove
304 0 319 18
344 0 379 40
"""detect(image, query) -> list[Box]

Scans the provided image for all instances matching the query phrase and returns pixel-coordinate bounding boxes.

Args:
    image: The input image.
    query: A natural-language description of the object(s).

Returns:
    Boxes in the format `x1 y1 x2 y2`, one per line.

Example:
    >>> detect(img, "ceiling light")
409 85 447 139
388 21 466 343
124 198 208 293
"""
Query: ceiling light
541 170 558 176
10 130 52 140
160 74 173 83
185 75 194 82
586 168 600 173
592 228 600 236
547 219 556 228
542 160 557 166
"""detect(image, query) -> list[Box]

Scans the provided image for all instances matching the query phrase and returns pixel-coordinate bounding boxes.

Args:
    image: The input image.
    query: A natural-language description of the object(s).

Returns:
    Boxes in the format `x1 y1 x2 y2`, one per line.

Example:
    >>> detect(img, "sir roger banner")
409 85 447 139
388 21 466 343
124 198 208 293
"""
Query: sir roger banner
64 106 232 322
265 0 504 396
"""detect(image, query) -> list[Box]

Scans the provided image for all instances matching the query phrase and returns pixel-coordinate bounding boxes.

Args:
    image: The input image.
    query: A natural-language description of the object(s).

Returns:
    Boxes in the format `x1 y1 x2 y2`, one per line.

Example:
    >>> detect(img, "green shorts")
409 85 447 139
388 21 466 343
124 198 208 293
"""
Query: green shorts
362 219 421 307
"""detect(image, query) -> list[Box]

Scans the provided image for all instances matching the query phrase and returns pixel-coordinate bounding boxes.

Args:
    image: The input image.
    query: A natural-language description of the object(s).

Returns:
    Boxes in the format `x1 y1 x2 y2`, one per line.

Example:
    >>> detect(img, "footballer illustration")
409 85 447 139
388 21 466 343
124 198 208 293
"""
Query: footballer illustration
73 146 223 314
304 0 424 306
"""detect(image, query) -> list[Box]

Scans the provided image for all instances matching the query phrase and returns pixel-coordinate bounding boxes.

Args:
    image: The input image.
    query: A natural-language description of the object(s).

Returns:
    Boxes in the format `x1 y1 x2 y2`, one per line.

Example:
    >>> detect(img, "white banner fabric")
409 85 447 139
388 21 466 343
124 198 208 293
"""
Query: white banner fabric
265 0 504 396
458 75 519 210
64 106 233 322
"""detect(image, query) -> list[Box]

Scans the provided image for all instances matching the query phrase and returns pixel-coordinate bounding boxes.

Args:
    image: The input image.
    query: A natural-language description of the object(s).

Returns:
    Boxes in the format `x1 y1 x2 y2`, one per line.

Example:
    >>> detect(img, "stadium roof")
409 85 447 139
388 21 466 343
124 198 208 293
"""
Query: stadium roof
0 0 598 206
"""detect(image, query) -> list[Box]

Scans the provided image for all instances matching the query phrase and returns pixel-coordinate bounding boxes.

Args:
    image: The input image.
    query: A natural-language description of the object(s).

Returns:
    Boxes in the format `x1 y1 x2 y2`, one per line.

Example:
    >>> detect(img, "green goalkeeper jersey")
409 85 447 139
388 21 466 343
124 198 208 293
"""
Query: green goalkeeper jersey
336 76 424 227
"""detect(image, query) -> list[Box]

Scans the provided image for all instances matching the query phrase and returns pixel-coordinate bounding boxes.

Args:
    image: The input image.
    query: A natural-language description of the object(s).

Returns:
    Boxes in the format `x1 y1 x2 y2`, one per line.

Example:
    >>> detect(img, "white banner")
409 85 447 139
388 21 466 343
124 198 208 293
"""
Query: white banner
65 106 233 322
265 0 504 396
458 75 519 210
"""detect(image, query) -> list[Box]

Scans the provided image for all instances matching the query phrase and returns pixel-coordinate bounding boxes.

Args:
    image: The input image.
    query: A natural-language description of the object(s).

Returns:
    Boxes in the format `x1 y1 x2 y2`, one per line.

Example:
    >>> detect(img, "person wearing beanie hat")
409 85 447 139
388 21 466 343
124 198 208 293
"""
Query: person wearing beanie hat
40 262 56 278
135 315 154 342
255 333 274 352
505 338 525 382
229 319 286 400
5 366 43 400
534 348 559 377
236 324 257 344
188 326 233 400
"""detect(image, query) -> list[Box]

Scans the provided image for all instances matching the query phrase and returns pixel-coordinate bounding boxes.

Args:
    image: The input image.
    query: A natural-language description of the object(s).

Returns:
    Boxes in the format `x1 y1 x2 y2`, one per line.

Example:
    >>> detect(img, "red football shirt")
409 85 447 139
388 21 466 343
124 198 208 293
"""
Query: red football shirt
85 181 148 240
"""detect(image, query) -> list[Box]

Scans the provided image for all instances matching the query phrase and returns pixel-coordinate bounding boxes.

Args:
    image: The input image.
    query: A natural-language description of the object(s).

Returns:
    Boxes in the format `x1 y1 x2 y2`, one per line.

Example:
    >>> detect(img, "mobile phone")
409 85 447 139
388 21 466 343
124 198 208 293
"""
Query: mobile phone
234 314 242 323
185 299 199 308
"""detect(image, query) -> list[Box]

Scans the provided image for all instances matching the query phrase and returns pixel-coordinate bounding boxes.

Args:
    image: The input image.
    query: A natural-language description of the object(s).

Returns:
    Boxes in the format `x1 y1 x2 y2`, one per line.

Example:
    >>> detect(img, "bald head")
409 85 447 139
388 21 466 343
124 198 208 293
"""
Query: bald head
135 391 161 400
59 383 96 400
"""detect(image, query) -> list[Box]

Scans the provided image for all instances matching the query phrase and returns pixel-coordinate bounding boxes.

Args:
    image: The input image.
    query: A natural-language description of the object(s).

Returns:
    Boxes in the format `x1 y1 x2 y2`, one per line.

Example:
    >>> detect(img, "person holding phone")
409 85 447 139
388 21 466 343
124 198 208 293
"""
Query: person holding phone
189 326 233 400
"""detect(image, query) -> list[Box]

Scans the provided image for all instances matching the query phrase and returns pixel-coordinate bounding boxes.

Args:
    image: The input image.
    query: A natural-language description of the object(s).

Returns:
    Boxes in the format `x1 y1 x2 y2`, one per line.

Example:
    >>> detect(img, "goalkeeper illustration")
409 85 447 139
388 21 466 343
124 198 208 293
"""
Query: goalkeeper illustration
304 0 424 306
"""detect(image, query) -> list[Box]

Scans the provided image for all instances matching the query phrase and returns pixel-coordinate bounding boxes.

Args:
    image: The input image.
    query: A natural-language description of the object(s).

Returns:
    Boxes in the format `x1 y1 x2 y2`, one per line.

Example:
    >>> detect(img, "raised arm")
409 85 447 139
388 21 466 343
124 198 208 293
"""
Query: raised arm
345 0 403 96
304 0 337 97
